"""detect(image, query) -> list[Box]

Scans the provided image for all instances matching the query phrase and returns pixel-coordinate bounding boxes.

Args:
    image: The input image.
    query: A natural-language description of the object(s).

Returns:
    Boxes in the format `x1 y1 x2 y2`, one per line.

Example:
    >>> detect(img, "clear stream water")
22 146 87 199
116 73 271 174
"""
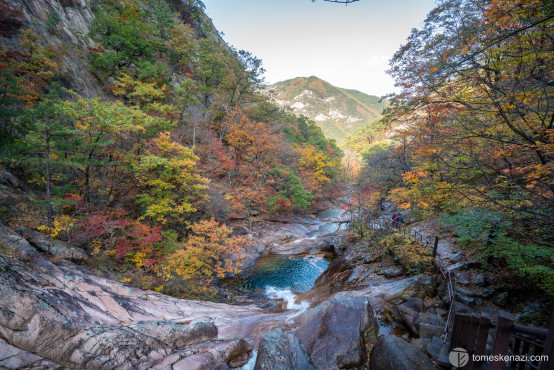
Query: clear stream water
240 207 347 294
239 207 346 368
239 254 332 370
241 255 331 293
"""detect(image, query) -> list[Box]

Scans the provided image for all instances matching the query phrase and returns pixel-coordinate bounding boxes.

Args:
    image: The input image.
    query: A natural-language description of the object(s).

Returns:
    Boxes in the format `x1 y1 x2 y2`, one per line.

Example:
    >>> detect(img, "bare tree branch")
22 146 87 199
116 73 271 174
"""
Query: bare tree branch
313 0 360 4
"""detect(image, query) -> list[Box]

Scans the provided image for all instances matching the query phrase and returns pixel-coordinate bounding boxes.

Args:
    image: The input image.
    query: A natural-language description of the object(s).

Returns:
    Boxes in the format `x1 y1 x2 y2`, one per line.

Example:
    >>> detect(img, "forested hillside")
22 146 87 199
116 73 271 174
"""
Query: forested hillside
0 0 343 296
360 0 554 296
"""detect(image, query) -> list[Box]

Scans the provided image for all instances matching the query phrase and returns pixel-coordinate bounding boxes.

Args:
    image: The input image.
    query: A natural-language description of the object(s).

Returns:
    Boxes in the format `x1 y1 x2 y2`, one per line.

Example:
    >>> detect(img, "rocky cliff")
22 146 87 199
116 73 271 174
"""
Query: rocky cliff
3 0 102 97
0 0 220 98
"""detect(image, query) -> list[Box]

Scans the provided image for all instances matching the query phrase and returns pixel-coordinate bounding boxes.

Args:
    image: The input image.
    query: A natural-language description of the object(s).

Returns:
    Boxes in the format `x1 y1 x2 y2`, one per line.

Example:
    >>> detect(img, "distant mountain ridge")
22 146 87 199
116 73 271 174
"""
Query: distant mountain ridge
267 76 387 144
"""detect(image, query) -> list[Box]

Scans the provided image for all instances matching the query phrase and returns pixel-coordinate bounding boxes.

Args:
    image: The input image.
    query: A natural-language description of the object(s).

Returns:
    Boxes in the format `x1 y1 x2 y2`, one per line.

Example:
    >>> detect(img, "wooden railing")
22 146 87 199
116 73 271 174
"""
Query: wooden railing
450 314 492 369
450 311 554 369
411 228 439 257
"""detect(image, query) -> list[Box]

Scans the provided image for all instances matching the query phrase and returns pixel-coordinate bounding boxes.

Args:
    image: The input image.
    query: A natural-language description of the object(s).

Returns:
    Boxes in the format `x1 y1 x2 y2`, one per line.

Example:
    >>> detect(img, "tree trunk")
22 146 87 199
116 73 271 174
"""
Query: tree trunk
45 138 54 224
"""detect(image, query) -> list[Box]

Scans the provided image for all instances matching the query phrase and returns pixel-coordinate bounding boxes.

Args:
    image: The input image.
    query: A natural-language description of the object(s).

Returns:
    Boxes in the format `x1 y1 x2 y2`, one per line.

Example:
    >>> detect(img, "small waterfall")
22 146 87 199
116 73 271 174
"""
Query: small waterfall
241 349 257 370
265 286 309 311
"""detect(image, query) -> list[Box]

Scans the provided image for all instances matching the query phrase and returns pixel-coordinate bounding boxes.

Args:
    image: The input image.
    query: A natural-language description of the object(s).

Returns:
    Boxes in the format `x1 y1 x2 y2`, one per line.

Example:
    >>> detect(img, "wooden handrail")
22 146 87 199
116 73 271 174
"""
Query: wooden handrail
451 310 554 370
487 322 549 338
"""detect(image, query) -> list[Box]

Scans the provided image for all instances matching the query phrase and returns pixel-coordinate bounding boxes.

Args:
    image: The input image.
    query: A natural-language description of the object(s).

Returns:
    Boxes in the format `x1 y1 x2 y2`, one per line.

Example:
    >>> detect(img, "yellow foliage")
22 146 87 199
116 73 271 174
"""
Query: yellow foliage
90 240 102 256
134 132 209 225
165 218 247 284
38 215 75 238
380 233 434 274
112 72 171 113
128 252 146 268
295 143 335 186
156 264 172 281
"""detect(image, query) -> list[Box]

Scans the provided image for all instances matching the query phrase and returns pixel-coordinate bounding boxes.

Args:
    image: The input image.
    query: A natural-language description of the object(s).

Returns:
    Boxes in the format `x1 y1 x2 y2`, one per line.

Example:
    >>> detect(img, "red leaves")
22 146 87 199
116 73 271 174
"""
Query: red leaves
0 1 23 38
68 210 164 270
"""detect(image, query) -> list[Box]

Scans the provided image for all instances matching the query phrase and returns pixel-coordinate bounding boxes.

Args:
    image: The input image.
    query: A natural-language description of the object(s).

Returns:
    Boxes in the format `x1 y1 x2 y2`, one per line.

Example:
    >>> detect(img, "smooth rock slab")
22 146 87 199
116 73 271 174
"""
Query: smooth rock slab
295 296 378 369
172 352 216 370
129 320 218 348
0 337 43 369
0 248 289 369
370 335 441 370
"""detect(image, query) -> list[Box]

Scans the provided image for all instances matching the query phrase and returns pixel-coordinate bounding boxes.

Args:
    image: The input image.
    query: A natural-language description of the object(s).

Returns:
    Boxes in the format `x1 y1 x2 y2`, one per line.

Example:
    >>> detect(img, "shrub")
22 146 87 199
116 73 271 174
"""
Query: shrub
68 210 165 271
439 209 554 296
380 232 434 274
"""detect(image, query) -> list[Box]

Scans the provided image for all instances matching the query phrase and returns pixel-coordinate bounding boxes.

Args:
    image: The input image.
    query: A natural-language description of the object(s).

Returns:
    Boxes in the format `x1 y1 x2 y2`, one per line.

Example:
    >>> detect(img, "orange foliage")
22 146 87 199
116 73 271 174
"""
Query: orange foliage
165 218 247 284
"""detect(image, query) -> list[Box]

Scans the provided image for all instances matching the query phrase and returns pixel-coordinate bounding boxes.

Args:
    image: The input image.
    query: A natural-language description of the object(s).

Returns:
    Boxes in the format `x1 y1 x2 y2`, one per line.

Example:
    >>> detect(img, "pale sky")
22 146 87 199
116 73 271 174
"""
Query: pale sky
201 0 437 97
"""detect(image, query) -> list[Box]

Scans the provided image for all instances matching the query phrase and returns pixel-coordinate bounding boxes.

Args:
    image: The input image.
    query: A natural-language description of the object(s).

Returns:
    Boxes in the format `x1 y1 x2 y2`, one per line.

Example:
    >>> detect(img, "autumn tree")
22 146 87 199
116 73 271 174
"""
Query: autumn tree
223 49 265 108
165 218 246 286
295 143 338 193
269 167 313 212
133 132 209 229
60 96 173 204
0 29 58 147
88 0 167 81
382 0 554 293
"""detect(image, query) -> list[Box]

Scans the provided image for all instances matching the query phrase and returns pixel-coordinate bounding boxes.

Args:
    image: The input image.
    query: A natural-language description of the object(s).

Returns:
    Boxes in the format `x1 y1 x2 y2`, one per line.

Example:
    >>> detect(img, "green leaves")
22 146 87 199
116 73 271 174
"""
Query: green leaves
269 167 313 212
89 2 167 80
439 209 554 295
133 132 208 227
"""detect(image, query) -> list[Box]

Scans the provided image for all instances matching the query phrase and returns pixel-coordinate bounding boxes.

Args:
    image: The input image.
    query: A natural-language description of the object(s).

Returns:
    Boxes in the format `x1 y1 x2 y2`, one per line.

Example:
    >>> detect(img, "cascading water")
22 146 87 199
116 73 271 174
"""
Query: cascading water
241 349 257 370
264 286 309 310
238 207 346 369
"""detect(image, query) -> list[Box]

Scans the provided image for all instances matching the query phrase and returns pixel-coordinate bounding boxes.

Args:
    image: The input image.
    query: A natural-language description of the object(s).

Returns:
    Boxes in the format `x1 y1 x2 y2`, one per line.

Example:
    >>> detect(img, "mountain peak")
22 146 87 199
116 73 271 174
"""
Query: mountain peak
267 77 387 144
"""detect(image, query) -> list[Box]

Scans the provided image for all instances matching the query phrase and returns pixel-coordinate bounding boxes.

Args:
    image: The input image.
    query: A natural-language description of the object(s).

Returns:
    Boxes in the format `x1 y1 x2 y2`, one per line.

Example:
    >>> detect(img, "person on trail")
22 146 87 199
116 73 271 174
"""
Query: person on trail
392 213 404 227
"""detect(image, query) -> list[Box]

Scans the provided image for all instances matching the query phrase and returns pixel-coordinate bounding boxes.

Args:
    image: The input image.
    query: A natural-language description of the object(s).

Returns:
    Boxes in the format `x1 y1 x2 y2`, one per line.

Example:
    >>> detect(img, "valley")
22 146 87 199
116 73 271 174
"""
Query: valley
0 0 552 369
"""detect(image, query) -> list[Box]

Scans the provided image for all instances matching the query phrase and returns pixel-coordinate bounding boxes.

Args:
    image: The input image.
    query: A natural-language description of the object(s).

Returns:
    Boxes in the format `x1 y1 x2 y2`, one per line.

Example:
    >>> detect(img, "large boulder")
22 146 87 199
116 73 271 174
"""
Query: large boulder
396 298 423 336
311 257 357 292
426 337 451 367
16 226 87 260
0 165 22 190
396 298 445 338
295 296 378 369
254 328 314 370
370 336 441 370
0 221 39 258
